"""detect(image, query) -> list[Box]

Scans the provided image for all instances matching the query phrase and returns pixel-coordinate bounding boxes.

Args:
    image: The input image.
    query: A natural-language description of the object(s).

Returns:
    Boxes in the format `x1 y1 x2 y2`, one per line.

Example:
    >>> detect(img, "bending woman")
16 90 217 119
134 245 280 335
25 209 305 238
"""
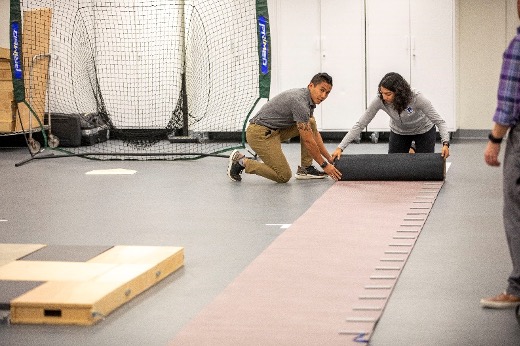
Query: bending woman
331 72 450 160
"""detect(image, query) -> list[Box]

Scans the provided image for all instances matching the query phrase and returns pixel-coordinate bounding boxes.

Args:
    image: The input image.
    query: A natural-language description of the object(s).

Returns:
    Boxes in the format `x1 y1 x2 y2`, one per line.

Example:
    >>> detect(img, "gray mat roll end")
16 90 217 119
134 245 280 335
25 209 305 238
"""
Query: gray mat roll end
334 153 445 181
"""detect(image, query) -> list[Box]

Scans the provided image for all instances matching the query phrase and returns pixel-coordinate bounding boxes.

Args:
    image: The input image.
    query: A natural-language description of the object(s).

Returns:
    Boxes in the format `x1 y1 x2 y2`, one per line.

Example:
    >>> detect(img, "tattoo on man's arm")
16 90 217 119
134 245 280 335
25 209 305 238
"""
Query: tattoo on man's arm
297 122 312 132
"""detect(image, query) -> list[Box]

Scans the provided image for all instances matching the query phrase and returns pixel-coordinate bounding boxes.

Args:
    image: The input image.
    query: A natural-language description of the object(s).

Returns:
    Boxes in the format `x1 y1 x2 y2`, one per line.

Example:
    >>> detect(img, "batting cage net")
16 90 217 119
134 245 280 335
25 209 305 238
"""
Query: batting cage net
9 0 270 160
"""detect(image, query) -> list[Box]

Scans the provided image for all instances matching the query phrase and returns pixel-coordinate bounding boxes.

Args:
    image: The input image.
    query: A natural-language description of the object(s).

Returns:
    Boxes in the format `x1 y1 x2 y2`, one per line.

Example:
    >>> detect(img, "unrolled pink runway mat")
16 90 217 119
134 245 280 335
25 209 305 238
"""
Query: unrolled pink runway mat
171 181 443 345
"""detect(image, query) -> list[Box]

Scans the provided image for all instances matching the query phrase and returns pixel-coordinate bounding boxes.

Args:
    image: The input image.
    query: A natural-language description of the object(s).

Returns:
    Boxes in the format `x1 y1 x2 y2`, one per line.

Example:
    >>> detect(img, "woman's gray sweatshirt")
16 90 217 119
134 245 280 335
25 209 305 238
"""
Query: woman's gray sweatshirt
338 90 450 151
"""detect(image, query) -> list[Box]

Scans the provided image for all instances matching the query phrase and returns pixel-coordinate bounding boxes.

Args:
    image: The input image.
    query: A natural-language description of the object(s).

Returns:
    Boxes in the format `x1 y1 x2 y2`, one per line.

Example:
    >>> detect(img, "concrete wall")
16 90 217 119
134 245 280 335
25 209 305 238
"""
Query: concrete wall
458 0 518 130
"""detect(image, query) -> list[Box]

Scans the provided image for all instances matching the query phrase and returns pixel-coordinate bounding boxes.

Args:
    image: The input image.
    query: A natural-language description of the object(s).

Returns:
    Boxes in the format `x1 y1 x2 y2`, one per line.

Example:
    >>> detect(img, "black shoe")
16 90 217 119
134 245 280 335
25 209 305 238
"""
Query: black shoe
295 165 326 180
227 149 245 182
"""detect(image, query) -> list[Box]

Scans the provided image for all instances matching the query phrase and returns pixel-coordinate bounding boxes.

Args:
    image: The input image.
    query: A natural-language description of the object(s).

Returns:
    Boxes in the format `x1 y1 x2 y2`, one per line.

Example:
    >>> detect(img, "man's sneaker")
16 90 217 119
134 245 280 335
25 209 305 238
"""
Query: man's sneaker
227 149 245 182
480 292 520 309
295 165 327 180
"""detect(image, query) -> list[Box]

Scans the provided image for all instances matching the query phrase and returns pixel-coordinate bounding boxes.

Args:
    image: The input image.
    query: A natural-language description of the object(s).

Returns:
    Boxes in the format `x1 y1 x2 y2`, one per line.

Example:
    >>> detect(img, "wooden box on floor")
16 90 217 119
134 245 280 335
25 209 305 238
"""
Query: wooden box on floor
0 47 9 60
0 101 17 133
0 245 184 326
15 8 52 133
0 51 16 133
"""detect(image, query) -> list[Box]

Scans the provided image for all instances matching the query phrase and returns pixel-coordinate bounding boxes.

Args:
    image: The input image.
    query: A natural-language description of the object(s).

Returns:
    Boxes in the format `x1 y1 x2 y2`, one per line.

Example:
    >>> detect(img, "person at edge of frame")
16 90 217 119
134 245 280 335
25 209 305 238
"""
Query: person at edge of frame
329 72 450 161
227 72 342 183
480 0 520 310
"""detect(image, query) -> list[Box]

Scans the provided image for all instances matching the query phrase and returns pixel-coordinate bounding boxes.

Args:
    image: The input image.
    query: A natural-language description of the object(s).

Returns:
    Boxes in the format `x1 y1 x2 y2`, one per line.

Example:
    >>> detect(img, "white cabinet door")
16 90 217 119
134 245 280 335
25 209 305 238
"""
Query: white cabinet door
366 0 411 131
319 0 365 130
271 0 365 130
365 0 456 132
272 0 321 95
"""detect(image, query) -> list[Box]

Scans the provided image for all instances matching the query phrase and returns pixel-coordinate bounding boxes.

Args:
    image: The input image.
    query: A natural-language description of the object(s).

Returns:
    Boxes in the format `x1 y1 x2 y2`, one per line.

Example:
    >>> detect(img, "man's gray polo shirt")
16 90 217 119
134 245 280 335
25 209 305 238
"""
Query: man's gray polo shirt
249 88 315 130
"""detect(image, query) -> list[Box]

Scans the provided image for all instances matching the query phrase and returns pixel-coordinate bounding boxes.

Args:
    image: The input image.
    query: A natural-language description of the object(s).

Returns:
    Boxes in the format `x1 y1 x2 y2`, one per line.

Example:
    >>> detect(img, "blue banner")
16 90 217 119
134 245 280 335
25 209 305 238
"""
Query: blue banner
258 15 269 75
10 21 23 80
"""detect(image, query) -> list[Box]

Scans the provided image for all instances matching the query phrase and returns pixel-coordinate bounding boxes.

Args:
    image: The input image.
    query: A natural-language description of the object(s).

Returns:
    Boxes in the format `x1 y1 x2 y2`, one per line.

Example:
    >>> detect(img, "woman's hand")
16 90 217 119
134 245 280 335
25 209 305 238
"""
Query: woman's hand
331 148 343 162
441 144 450 159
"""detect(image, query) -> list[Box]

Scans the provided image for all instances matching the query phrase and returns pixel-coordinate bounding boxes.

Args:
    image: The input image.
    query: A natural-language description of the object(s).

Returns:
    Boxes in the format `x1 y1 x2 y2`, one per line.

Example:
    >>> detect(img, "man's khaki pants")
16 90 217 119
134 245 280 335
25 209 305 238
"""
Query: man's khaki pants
245 118 318 183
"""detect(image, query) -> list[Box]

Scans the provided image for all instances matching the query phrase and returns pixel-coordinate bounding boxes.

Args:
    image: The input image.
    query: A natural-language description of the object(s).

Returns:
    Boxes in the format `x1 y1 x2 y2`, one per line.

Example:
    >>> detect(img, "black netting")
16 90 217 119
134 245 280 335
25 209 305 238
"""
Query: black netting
16 0 269 159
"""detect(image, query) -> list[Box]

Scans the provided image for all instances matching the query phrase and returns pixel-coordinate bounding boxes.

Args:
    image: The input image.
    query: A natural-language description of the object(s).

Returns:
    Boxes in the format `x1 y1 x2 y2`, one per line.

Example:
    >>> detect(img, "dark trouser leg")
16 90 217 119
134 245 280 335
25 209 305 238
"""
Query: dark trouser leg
388 126 436 154
413 126 437 153
388 131 413 153
504 126 520 296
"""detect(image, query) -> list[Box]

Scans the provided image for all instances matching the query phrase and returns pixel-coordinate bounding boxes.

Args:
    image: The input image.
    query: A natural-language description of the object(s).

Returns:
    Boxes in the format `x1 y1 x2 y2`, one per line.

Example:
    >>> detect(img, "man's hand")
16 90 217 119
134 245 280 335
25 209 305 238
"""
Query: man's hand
484 123 509 166
484 142 501 166
323 163 342 181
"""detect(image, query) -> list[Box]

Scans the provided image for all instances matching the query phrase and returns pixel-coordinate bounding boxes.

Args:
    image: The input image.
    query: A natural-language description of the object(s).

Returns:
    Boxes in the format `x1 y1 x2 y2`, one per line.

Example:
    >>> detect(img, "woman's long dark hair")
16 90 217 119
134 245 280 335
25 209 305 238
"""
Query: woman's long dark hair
378 72 412 114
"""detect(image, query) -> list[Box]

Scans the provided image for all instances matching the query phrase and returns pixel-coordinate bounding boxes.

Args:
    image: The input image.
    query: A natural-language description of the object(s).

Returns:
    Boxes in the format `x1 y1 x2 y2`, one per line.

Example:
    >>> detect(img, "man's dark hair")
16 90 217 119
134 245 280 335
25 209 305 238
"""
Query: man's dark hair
378 72 412 114
310 72 333 87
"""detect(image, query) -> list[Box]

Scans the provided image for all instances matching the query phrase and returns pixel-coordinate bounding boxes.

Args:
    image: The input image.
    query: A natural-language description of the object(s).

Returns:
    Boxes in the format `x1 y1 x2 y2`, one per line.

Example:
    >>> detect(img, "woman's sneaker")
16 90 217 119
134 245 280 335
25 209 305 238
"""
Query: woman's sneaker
295 165 326 180
227 150 245 182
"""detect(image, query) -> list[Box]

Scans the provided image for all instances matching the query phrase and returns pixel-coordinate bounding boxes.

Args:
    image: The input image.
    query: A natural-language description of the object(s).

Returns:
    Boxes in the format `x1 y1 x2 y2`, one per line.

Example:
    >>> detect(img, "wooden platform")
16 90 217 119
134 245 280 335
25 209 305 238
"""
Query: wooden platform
0 244 184 325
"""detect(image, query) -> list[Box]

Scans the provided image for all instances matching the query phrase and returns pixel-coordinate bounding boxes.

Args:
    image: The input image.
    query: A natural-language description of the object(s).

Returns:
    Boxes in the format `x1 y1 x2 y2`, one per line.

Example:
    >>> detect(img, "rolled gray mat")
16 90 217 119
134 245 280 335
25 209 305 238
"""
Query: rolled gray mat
334 153 445 181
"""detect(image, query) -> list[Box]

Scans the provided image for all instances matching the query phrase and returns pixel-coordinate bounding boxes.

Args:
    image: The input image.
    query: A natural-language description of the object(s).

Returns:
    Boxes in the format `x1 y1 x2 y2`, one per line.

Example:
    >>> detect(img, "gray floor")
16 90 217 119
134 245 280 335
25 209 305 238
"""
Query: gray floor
0 138 519 346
